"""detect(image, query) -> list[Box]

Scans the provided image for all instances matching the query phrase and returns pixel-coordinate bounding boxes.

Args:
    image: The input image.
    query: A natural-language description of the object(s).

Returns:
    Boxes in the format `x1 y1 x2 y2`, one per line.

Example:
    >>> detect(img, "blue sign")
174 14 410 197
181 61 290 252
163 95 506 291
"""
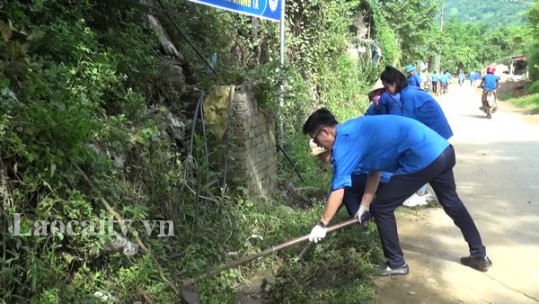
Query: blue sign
188 0 282 22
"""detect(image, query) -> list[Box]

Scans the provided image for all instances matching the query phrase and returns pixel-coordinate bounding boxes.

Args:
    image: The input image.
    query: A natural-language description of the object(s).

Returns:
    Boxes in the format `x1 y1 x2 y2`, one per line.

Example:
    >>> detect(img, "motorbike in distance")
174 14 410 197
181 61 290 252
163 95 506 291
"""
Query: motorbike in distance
478 85 497 119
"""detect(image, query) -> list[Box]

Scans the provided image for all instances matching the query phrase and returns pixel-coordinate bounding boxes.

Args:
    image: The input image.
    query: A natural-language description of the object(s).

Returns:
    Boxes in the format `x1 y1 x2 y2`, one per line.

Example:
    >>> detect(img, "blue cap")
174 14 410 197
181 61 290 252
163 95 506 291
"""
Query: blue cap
405 65 415 73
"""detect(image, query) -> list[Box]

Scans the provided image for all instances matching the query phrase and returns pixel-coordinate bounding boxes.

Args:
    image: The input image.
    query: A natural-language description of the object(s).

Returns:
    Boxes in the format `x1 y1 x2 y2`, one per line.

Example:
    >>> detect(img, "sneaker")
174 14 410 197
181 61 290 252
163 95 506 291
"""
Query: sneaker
460 256 492 272
402 193 428 208
373 263 409 276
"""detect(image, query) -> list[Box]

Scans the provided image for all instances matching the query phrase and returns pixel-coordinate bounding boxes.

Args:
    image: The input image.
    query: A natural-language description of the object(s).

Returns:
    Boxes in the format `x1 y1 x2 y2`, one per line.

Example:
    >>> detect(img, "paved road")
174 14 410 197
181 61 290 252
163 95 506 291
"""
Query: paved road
374 84 539 304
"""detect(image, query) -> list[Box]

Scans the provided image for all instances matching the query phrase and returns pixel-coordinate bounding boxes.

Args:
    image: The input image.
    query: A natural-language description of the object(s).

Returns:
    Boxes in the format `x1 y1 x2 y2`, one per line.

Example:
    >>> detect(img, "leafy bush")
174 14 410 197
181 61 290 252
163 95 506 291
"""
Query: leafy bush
526 80 539 94
528 41 539 82
0 0 386 302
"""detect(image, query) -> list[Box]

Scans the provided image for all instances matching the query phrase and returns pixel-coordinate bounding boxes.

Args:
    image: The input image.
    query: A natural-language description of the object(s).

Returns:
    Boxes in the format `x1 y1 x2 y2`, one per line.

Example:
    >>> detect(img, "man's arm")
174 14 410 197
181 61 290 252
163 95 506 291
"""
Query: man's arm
360 171 381 207
320 188 345 225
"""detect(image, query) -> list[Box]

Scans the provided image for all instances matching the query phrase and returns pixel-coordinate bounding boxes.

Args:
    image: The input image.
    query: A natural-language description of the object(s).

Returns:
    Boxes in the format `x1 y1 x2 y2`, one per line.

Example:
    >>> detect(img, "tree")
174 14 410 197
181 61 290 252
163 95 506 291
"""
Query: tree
375 0 440 65
526 0 539 81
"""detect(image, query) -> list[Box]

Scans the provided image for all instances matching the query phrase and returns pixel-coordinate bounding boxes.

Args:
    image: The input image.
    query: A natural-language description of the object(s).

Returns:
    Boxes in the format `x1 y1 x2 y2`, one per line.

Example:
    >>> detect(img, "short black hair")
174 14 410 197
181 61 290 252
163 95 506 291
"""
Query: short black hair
302 108 338 135
380 65 408 92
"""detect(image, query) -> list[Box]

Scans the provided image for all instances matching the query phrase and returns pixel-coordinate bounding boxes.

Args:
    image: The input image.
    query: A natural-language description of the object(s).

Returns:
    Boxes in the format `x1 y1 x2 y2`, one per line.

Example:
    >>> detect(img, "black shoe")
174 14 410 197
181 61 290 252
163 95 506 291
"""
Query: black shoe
372 263 409 277
460 256 492 272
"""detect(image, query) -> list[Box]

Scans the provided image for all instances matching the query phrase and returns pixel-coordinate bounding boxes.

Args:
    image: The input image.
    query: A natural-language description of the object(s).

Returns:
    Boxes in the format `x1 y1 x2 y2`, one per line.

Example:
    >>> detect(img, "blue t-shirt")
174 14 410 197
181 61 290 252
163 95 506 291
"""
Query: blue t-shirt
330 116 450 190
431 73 439 82
400 86 453 139
483 74 499 91
407 73 422 87
365 92 402 116
459 73 465 80
440 74 448 84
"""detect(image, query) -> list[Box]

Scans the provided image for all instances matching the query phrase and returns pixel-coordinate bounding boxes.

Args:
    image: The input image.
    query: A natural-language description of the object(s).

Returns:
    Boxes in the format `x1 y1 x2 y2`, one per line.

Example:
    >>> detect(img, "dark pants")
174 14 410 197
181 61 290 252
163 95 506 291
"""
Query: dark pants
342 174 369 217
432 81 438 93
370 145 486 269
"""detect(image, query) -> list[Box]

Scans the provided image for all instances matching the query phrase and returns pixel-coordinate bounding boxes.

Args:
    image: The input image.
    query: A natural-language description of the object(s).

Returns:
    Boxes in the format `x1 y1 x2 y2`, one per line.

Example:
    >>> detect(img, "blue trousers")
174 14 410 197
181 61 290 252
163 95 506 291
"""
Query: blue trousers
370 145 486 269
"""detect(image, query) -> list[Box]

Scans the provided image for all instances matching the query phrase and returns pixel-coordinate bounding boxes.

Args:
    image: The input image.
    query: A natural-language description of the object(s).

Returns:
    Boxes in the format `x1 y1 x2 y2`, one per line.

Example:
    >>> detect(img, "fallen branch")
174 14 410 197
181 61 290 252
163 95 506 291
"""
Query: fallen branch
72 161 179 295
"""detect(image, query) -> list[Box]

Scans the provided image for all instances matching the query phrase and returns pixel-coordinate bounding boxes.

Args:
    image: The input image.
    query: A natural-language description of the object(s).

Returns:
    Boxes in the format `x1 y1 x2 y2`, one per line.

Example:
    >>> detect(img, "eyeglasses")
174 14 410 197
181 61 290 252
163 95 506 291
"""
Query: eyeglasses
312 128 324 145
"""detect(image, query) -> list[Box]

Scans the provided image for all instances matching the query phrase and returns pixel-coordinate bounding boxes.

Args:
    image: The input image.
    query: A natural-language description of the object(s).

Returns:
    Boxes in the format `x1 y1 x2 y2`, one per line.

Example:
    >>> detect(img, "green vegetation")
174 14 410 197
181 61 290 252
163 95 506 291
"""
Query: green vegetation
505 94 539 113
439 19 533 71
444 0 531 26
0 0 379 302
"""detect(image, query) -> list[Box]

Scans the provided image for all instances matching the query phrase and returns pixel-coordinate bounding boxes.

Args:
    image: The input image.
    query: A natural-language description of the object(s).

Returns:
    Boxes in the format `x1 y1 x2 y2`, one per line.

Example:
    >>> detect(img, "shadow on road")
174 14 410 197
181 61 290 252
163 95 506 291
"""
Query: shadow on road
458 114 491 119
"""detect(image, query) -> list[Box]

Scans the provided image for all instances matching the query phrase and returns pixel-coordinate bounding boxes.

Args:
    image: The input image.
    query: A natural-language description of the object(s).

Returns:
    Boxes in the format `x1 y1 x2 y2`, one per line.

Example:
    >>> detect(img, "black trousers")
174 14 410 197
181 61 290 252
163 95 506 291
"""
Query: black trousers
342 174 369 217
370 145 487 268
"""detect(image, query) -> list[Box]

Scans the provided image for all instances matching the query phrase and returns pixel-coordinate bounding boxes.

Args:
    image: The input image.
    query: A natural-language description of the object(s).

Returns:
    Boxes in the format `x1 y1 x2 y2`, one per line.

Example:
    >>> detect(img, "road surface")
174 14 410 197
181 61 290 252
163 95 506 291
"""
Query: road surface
374 84 539 304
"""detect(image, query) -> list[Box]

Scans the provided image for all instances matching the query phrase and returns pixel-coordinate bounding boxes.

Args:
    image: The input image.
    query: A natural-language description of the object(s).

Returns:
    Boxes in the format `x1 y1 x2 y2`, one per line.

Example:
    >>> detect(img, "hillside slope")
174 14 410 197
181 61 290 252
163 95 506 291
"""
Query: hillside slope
443 0 531 27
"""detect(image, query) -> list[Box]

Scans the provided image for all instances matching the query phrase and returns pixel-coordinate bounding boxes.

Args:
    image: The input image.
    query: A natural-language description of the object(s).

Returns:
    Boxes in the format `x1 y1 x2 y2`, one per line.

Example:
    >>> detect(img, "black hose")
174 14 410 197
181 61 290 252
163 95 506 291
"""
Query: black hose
155 0 218 75
276 144 304 182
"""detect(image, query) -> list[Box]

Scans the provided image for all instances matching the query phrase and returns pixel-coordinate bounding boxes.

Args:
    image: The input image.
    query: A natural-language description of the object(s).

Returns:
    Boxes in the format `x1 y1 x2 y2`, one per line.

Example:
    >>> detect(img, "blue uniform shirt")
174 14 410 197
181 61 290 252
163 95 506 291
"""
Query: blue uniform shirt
407 73 422 87
431 73 439 82
483 74 499 91
365 92 403 116
440 74 448 84
400 86 453 139
330 116 450 190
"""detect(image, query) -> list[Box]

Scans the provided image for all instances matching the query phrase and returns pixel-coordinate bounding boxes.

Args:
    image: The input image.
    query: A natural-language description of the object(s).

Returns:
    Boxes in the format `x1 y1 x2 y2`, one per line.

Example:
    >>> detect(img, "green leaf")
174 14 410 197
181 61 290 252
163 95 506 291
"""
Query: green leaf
50 162 56 178
0 20 12 42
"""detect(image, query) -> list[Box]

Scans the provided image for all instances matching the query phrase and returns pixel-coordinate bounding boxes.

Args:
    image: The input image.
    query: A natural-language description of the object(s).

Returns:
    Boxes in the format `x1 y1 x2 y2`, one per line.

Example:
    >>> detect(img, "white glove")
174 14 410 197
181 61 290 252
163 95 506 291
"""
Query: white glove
355 204 370 224
309 224 328 243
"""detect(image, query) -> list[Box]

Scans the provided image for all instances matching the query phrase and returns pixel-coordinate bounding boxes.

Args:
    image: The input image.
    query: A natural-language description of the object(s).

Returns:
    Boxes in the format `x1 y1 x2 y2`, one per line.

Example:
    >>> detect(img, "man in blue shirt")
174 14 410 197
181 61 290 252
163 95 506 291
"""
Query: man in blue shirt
405 64 421 88
309 139 391 219
480 67 500 102
458 72 465 86
303 109 491 276
431 71 439 94
439 72 449 94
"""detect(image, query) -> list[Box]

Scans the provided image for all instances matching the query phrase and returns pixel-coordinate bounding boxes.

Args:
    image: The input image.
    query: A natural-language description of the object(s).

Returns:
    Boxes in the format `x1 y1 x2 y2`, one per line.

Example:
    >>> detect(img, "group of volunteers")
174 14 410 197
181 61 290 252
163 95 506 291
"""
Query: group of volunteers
304 65 492 277
407 67 453 95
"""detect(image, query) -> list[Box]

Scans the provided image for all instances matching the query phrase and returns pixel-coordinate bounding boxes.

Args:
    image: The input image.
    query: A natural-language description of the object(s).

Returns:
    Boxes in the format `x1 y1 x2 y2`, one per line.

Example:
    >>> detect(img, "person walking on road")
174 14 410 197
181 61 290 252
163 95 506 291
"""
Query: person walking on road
458 72 465 86
440 71 449 95
405 64 422 88
431 71 439 94
303 109 492 276
469 71 475 87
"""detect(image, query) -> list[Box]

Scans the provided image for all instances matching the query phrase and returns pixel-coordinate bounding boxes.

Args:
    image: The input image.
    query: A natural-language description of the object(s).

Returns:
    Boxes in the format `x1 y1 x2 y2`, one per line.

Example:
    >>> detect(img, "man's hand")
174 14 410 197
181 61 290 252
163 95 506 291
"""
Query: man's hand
355 204 371 225
309 224 328 243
